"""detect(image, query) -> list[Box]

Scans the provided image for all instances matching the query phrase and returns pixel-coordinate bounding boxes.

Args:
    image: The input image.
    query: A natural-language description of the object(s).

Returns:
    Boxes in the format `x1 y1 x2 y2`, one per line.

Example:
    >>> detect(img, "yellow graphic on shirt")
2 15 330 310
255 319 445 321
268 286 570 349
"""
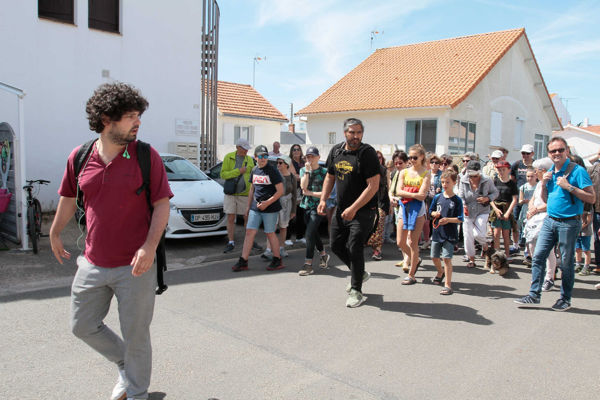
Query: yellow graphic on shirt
335 160 353 180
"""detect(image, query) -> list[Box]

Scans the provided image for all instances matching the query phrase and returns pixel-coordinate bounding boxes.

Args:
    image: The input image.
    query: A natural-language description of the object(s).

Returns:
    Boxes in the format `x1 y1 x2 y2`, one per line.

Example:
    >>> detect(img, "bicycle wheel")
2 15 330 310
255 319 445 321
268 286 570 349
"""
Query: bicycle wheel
33 199 43 235
27 204 38 254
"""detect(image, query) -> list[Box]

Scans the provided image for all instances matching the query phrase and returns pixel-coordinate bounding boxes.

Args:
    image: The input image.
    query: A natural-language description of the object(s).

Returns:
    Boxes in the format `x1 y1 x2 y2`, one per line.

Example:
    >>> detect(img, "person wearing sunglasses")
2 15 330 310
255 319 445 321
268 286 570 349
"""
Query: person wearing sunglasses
288 145 306 245
232 145 285 272
510 144 536 253
261 155 297 261
483 149 504 181
515 137 595 311
395 144 431 284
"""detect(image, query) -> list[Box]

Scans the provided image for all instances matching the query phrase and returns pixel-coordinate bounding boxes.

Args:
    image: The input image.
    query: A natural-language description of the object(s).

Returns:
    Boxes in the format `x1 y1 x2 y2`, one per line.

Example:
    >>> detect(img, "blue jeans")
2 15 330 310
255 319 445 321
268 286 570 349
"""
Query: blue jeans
529 217 581 302
303 209 324 260
593 212 600 267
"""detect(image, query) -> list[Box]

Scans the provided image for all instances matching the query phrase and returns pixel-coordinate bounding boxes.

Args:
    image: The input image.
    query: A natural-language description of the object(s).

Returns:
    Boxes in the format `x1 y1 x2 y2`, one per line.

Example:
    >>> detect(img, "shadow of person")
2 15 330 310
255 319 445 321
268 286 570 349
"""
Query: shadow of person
148 392 166 399
455 281 519 299
366 294 493 325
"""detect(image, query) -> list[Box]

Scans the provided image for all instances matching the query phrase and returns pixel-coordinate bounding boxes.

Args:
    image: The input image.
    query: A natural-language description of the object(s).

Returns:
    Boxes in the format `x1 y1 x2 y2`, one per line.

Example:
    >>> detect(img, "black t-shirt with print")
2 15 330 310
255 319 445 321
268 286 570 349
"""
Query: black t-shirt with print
511 160 534 189
325 142 380 212
493 176 518 203
249 163 283 213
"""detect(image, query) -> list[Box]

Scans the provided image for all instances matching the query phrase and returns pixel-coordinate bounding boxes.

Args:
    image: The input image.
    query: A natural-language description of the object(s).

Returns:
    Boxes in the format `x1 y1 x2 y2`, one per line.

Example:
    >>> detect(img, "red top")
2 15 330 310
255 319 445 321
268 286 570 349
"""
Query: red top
59 140 173 267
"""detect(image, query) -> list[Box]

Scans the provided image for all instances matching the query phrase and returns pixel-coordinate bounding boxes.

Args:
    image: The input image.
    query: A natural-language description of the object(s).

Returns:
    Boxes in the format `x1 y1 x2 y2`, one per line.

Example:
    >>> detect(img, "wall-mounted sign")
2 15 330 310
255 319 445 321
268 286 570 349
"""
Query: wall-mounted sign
175 119 200 136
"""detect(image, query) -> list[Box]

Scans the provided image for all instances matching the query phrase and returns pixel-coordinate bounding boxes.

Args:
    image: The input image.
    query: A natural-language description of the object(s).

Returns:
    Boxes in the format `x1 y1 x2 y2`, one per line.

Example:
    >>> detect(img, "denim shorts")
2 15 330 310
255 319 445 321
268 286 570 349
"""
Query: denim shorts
247 210 279 233
431 240 455 259
576 236 591 251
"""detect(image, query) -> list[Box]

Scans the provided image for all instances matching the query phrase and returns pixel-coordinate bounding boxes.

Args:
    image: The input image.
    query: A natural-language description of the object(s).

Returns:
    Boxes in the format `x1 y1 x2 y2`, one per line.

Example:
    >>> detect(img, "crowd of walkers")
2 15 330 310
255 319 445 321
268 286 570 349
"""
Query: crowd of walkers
220 118 600 309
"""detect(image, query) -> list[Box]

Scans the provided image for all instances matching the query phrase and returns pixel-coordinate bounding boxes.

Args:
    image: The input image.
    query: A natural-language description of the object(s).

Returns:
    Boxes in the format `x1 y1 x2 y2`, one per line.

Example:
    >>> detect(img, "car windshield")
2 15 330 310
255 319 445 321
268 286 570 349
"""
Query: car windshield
161 156 208 181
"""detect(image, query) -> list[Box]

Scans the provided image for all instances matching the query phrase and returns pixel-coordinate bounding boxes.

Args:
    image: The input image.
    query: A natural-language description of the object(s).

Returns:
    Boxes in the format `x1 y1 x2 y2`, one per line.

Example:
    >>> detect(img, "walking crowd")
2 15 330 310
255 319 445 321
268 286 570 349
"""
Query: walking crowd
221 117 600 310
48 83 599 399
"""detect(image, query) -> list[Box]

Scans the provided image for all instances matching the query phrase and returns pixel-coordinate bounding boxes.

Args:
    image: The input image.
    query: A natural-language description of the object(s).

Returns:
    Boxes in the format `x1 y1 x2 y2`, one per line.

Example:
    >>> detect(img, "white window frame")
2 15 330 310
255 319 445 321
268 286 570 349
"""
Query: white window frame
448 119 476 155
534 134 549 157
234 125 254 144
328 132 336 144
405 119 437 153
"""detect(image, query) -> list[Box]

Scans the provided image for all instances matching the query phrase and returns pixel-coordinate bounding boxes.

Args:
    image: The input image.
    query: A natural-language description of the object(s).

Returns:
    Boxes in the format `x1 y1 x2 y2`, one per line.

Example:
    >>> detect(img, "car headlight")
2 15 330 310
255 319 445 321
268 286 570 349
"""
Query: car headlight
169 202 178 211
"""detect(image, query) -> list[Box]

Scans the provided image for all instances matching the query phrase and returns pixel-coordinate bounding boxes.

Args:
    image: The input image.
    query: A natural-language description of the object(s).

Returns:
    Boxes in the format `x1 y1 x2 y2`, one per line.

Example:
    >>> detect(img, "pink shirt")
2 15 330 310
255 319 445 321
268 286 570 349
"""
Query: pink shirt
59 141 173 267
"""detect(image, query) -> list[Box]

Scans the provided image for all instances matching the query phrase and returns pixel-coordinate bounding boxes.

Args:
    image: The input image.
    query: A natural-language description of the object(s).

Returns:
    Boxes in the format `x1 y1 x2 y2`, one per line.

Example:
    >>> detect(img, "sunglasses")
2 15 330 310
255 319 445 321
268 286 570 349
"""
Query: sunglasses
548 148 565 154
257 155 269 159
441 162 449 166
430 161 440 164
462 159 470 163
292 148 301 151
521 152 532 155
409 156 419 161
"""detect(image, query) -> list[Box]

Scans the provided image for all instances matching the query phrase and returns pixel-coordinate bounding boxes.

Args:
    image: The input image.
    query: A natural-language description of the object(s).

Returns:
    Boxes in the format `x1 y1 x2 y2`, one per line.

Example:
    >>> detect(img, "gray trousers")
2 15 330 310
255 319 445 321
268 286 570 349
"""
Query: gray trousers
71 256 156 399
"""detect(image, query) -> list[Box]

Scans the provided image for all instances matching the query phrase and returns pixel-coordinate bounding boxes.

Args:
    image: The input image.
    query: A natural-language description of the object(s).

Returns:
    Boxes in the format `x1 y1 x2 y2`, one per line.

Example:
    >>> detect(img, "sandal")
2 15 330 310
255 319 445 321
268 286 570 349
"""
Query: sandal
466 261 476 268
440 286 453 295
401 276 417 285
433 273 445 285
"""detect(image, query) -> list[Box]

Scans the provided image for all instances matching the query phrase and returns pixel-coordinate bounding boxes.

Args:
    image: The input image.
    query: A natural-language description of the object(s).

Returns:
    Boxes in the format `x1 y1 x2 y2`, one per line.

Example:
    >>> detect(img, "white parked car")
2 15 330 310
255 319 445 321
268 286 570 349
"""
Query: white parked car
161 153 227 239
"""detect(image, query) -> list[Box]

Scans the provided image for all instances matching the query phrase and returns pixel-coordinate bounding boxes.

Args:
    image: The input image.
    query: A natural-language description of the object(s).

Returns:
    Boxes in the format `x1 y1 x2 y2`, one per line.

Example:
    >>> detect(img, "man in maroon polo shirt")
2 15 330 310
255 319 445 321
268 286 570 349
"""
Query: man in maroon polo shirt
50 83 172 400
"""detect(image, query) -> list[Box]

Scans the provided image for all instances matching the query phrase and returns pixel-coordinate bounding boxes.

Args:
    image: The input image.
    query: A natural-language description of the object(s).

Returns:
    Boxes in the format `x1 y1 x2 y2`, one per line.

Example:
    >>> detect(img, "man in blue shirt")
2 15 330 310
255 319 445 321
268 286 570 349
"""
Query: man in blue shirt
515 137 595 311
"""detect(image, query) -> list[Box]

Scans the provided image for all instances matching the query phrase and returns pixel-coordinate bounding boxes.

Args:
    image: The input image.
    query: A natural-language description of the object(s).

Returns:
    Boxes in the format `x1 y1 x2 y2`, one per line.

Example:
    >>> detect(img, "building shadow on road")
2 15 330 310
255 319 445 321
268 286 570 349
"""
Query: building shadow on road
365 294 493 325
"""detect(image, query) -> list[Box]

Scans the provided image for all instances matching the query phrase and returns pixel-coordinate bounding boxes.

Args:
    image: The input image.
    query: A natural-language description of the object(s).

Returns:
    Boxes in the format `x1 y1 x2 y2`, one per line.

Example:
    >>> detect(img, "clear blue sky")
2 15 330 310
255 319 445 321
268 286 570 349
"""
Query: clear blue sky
218 0 600 126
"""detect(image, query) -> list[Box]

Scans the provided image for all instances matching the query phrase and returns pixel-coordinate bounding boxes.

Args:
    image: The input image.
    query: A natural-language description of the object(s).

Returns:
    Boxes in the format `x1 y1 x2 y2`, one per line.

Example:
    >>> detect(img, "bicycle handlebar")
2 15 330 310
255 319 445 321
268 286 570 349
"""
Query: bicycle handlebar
25 179 50 185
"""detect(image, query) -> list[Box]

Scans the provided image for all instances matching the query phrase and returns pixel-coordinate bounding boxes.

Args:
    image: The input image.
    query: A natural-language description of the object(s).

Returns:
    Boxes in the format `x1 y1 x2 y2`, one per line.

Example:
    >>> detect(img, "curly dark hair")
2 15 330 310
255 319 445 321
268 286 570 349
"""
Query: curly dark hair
86 82 149 133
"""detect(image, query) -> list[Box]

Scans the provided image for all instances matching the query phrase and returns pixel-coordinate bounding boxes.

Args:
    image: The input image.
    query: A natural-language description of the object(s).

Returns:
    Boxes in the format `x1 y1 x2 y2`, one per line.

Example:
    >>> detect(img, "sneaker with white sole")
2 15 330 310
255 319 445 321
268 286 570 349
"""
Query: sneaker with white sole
346 271 370 293
111 369 128 400
296 238 307 245
579 265 591 276
279 247 289 258
299 264 314 276
542 279 554 292
551 298 571 312
346 288 367 308
319 253 330 269
514 294 540 306
284 239 294 246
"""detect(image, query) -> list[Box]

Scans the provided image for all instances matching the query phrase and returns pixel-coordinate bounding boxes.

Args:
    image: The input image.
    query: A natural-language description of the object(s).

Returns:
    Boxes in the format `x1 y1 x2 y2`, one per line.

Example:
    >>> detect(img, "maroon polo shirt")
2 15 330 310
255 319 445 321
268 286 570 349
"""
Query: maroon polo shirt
59 140 173 267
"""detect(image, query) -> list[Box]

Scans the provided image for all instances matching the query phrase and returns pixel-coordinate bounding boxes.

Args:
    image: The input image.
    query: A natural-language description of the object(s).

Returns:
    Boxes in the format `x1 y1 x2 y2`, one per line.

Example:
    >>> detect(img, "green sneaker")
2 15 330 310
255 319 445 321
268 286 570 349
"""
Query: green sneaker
346 288 367 307
346 271 370 293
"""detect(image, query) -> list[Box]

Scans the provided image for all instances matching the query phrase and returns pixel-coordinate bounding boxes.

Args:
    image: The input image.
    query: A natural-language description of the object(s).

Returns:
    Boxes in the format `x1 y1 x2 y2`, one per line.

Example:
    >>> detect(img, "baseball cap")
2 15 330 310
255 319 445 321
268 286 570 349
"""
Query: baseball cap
466 160 481 175
306 146 320 156
495 160 511 169
491 150 503 159
235 138 251 150
520 144 534 153
254 145 268 156
277 155 292 166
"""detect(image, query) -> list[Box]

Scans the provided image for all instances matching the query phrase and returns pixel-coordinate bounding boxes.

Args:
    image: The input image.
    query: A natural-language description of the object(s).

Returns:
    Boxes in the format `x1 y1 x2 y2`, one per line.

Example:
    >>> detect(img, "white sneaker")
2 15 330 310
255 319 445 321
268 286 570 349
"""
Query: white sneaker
346 288 367 307
111 369 128 400
279 247 289 258
284 240 294 246
296 238 307 245
346 271 370 293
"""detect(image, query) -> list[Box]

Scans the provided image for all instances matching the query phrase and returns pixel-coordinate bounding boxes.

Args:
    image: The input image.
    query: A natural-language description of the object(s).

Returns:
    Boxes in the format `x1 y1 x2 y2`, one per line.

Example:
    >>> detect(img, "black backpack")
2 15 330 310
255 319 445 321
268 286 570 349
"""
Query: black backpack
73 139 168 295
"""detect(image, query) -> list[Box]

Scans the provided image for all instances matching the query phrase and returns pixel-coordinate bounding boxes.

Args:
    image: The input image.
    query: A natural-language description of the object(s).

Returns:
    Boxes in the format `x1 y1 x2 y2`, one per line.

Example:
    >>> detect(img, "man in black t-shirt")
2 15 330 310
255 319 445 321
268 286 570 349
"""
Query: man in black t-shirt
317 118 380 308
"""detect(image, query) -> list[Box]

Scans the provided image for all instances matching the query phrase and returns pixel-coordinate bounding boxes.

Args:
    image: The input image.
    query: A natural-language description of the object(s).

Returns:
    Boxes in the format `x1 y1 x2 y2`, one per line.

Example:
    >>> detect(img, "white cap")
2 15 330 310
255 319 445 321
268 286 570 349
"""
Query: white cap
491 150 503 159
235 138 251 150
520 144 534 153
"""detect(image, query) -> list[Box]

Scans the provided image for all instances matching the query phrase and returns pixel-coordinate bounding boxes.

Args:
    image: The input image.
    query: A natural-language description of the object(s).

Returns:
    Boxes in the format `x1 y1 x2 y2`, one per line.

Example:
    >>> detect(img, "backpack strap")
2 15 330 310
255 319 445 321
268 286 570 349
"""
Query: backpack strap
73 139 98 210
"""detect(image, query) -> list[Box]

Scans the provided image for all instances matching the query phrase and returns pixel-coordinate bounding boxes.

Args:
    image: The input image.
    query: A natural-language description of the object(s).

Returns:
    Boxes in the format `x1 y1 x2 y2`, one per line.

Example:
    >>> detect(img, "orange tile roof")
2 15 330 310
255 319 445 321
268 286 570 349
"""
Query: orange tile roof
299 28 535 114
581 125 600 135
214 81 287 122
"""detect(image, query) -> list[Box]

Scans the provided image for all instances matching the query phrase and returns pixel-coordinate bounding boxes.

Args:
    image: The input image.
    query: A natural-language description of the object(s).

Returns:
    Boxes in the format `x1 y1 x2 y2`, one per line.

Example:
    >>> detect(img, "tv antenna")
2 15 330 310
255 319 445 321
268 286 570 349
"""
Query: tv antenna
252 56 266 87
370 30 384 49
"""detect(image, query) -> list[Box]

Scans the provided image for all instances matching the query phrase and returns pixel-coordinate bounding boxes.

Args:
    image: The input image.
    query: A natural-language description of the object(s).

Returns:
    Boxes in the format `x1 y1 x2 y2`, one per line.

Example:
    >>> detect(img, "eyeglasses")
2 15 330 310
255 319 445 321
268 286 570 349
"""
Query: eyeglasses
409 156 419 161
548 148 566 154
257 155 269 159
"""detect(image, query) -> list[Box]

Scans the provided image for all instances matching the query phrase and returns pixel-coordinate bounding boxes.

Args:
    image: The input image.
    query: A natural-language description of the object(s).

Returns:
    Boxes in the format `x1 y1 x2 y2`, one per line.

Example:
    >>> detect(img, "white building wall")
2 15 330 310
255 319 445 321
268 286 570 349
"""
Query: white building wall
217 115 283 160
551 95 571 127
303 36 558 165
555 128 600 161
0 0 204 209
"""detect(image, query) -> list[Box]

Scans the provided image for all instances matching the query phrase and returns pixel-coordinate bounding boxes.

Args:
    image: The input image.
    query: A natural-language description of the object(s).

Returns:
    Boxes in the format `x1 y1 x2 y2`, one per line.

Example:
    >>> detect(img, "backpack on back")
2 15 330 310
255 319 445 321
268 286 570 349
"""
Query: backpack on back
73 139 168 295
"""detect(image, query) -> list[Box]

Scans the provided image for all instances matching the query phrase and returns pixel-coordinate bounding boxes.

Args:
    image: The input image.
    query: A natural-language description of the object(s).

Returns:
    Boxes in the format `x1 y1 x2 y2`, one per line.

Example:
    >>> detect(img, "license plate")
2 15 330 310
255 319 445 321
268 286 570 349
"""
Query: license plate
191 213 220 222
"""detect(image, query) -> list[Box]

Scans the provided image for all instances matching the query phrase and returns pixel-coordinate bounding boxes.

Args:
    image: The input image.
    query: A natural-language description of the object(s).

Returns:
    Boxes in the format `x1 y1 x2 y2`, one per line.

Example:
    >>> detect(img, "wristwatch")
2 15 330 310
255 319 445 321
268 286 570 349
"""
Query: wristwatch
567 185 575 193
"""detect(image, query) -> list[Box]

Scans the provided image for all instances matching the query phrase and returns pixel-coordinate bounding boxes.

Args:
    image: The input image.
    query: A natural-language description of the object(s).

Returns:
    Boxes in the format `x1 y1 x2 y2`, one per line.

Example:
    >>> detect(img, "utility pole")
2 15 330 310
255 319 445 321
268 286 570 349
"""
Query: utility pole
252 56 266 87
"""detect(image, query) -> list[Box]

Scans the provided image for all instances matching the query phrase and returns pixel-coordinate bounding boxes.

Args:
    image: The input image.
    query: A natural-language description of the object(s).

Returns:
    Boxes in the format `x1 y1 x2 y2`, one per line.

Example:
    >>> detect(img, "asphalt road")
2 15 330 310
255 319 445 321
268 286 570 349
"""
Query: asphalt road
1 220 599 399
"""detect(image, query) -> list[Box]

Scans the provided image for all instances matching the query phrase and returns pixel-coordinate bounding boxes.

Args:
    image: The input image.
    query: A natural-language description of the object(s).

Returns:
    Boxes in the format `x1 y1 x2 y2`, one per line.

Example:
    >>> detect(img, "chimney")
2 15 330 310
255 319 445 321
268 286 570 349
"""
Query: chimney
289 123 295 133
583 118 589 128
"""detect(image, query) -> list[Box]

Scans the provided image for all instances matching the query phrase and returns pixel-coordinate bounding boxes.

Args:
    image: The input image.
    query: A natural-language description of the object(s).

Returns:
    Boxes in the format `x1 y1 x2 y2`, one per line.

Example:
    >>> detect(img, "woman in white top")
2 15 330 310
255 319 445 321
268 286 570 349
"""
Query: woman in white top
523 157 557 292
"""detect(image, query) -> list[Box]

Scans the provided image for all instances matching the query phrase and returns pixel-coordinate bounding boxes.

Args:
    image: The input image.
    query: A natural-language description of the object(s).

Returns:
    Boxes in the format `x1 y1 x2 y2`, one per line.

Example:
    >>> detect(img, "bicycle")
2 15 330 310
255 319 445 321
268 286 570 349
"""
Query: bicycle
23 179 50 254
